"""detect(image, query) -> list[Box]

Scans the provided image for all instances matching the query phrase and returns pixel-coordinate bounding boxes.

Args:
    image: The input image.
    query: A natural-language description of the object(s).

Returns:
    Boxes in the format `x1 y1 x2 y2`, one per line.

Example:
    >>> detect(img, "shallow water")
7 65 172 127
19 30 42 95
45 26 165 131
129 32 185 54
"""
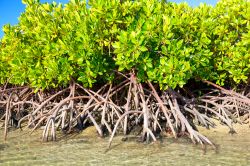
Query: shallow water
0 124 250 166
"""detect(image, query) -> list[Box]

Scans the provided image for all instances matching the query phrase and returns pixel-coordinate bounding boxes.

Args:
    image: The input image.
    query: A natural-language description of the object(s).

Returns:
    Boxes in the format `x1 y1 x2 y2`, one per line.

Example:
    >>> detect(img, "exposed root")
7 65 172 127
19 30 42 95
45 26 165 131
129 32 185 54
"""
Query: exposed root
108 111 142 148
200 80 250 128
1 78 249 151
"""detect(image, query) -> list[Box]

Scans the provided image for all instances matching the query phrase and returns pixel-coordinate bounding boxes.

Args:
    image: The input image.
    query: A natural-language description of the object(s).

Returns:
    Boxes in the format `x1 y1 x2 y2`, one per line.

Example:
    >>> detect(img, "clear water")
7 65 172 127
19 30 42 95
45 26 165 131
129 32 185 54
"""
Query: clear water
0 124 250 166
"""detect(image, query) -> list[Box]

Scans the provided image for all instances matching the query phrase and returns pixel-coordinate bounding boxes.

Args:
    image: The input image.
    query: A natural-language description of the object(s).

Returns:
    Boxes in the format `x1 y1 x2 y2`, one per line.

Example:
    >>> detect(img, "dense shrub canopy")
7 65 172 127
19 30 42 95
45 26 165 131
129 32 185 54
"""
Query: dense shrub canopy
0 0 249 90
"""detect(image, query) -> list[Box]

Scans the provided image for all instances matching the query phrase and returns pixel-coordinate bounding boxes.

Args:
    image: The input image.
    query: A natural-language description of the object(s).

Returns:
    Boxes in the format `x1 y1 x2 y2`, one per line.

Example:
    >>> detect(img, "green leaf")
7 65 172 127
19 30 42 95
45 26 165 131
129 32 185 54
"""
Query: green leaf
139 46 147 52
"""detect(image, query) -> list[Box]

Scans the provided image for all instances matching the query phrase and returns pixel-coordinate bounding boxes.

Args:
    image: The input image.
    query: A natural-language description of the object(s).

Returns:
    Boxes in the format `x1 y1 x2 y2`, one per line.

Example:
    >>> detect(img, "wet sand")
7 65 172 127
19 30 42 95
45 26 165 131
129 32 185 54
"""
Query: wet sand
0 123 249 166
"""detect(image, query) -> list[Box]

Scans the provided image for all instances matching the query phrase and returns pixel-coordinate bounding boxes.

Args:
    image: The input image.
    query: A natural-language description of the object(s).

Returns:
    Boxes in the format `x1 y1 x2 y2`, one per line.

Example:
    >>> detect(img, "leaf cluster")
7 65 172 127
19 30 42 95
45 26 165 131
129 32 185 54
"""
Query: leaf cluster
0 0 249 90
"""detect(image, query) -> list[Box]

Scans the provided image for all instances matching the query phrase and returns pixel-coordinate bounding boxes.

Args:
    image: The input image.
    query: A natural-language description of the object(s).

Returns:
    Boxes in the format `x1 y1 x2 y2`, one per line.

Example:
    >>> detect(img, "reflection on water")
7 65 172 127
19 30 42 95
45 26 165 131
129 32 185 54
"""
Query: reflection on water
0 124 250 166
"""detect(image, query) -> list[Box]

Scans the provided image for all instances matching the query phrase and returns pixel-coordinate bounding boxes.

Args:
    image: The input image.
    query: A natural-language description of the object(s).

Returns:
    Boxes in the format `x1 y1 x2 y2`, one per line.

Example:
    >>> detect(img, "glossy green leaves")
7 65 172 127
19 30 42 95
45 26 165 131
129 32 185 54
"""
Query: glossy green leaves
0 0 249 90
